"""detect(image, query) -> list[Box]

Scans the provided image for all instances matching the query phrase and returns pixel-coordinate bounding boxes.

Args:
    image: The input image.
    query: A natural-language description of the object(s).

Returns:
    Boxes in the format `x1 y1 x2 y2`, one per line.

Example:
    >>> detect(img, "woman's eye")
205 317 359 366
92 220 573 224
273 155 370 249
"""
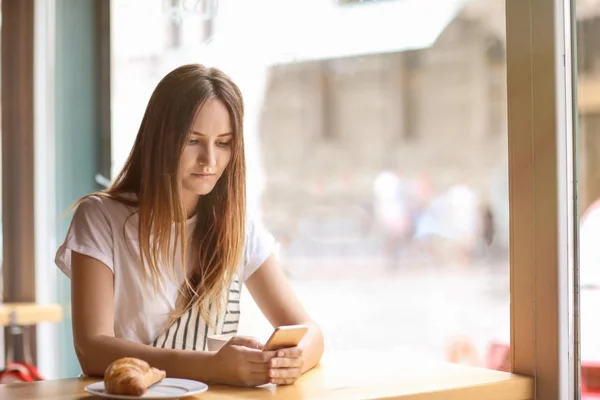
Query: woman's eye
188 139 199 145
217 141 231 147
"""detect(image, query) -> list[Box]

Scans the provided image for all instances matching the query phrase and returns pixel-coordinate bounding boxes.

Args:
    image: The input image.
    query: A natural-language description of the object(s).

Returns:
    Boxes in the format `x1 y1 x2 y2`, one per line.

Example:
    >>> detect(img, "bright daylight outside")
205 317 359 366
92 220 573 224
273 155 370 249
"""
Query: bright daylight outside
111 0 510 370
577 0 600 397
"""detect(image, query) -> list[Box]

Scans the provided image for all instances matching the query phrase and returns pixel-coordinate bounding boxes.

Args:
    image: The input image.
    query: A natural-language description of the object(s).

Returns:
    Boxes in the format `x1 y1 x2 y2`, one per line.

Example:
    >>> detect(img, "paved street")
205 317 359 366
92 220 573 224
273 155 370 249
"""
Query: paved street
239 258 510 364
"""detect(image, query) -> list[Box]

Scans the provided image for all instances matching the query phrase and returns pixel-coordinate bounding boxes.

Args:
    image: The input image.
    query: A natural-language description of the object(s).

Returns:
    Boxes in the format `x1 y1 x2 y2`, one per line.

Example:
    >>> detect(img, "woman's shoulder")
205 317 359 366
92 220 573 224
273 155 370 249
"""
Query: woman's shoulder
244 211 267 236
239 211 277 282
75 193 137 224
243 212 276 252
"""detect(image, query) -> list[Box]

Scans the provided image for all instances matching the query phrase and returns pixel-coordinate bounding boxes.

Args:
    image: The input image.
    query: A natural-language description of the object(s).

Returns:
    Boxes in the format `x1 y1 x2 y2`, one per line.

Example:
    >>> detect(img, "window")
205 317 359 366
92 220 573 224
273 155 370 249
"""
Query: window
94 0 577 396
111 0 511 365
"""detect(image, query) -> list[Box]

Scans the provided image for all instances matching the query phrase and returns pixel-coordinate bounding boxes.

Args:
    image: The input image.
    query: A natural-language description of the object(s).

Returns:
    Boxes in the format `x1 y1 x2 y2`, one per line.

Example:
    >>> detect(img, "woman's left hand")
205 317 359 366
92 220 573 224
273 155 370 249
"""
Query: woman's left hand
267 346 305 385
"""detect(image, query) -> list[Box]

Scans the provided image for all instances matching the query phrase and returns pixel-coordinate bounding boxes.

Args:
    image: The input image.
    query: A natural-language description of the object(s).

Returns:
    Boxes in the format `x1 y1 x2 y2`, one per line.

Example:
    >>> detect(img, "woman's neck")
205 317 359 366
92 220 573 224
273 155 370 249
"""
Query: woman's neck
182 191 200 219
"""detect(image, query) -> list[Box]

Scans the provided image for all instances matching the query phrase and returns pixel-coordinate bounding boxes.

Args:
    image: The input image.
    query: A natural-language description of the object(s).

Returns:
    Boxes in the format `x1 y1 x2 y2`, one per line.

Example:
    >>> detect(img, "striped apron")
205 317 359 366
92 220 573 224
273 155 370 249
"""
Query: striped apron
151 277 242 351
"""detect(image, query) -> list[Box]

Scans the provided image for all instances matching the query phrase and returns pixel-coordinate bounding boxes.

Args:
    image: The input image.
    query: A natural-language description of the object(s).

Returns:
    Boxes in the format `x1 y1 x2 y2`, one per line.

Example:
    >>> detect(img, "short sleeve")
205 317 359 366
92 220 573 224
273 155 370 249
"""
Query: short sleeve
55 196 114 278
240 216 277 283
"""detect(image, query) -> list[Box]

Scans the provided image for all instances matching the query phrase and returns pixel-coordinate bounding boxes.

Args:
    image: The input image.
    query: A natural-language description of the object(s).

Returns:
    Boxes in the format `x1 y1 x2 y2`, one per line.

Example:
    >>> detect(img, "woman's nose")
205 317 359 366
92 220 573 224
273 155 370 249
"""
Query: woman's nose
197 144 216 167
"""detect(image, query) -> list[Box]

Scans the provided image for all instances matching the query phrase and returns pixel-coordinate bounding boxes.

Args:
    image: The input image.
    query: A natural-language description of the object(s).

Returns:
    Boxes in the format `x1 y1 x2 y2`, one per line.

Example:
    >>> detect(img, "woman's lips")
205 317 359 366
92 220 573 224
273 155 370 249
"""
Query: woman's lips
192 173 215 179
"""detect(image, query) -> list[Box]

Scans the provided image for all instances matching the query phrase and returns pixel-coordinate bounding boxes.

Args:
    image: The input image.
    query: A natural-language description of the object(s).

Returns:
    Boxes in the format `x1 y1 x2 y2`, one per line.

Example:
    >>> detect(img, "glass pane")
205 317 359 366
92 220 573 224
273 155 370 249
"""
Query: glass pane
576 0 600 396
111 0 510 367
53 0 107 377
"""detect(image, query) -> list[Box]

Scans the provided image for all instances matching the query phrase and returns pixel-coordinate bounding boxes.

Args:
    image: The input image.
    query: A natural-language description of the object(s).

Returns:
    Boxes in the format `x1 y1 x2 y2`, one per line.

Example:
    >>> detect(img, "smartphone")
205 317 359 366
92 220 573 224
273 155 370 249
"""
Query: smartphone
262 324 309 351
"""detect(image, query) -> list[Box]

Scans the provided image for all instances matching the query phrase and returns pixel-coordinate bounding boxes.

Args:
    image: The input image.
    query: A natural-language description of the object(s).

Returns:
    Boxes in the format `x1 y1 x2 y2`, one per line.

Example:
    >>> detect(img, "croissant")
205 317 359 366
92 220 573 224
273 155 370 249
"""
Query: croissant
104 357 166 396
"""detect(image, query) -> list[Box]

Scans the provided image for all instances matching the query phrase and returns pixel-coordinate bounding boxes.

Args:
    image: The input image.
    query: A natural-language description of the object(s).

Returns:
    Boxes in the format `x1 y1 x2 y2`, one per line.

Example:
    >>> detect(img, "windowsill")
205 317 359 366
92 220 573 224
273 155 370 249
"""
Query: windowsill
298 349 533 399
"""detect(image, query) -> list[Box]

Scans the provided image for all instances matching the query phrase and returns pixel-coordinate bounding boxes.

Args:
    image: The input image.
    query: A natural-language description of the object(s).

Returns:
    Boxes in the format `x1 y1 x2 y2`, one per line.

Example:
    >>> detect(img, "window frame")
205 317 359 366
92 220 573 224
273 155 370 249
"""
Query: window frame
506 0 578 398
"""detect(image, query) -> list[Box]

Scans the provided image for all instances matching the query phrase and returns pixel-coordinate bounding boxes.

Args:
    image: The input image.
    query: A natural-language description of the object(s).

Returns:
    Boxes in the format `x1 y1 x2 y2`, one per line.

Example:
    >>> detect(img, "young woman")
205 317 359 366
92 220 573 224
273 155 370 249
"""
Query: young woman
55 64 324 387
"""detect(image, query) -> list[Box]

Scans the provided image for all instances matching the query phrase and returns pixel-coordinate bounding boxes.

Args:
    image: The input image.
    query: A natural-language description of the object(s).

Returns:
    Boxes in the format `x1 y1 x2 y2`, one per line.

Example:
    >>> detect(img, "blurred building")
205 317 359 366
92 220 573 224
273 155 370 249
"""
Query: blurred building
258 0 600 251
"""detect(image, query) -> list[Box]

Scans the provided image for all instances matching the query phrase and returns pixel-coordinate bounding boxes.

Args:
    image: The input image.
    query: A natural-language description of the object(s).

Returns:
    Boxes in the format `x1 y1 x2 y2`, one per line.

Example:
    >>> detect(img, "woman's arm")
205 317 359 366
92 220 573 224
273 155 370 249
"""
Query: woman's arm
72 251 279 387
245 254 325 374
71 251 222 381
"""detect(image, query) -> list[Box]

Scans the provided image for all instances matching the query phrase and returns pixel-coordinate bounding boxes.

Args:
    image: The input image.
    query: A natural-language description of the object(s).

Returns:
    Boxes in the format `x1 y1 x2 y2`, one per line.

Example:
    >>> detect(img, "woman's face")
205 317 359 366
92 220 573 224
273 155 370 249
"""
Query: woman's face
179 99 233 212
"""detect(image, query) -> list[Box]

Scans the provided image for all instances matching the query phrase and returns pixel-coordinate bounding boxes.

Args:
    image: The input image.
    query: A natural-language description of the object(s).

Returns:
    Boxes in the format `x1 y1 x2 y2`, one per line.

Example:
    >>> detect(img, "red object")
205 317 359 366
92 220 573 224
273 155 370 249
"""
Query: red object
484 341 600 397
485 341 510 372
582 361 600 396
0 361 44 384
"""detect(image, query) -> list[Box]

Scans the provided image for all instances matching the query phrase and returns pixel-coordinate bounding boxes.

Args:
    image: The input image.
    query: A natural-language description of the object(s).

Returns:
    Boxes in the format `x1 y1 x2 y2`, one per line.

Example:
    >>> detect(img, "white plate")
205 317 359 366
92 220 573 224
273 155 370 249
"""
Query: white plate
84 378 209 399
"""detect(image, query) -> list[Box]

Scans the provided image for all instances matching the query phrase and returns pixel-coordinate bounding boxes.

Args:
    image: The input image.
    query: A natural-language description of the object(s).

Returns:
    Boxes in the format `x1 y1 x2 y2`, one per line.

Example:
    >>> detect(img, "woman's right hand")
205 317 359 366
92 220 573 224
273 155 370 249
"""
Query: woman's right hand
212 336 276 387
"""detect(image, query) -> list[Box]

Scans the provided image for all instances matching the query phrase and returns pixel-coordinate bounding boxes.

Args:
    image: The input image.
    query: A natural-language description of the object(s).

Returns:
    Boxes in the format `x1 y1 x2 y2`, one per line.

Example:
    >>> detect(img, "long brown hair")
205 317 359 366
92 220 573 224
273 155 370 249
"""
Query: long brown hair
85 64 246 324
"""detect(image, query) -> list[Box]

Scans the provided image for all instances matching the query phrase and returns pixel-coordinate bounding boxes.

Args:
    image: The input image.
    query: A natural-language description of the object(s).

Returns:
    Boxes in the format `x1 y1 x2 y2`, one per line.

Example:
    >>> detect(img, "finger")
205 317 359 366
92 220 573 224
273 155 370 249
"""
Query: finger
270 357 304 369
274 346 303 359
246 349 277 364
228 336 264 349
269 367 302 379
270 378 297 386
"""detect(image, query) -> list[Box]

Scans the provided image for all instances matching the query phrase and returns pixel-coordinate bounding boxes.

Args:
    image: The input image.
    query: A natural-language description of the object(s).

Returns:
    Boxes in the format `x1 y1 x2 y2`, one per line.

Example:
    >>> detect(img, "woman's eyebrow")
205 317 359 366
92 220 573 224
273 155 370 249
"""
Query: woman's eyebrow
191 131 233 137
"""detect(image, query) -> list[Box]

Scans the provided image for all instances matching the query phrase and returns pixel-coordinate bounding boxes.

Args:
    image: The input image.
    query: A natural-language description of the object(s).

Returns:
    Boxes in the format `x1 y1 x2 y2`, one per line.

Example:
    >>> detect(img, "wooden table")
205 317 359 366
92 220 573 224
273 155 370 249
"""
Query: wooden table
0 350 533 399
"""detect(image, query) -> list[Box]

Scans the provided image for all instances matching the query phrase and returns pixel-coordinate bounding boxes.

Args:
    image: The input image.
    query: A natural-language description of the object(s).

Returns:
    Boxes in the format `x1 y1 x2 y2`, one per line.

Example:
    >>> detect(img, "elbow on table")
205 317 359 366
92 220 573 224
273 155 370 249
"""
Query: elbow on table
75 338 109 378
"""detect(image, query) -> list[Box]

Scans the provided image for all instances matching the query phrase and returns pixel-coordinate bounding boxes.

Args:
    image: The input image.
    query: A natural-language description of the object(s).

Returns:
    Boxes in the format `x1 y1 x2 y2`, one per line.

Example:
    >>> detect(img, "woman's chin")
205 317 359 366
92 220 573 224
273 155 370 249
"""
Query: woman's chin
189 183 216 196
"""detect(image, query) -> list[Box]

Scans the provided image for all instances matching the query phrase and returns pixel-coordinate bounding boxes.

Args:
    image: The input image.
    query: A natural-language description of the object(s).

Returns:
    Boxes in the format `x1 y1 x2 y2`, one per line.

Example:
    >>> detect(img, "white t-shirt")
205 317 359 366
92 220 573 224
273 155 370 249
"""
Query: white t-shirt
55 195 276 347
